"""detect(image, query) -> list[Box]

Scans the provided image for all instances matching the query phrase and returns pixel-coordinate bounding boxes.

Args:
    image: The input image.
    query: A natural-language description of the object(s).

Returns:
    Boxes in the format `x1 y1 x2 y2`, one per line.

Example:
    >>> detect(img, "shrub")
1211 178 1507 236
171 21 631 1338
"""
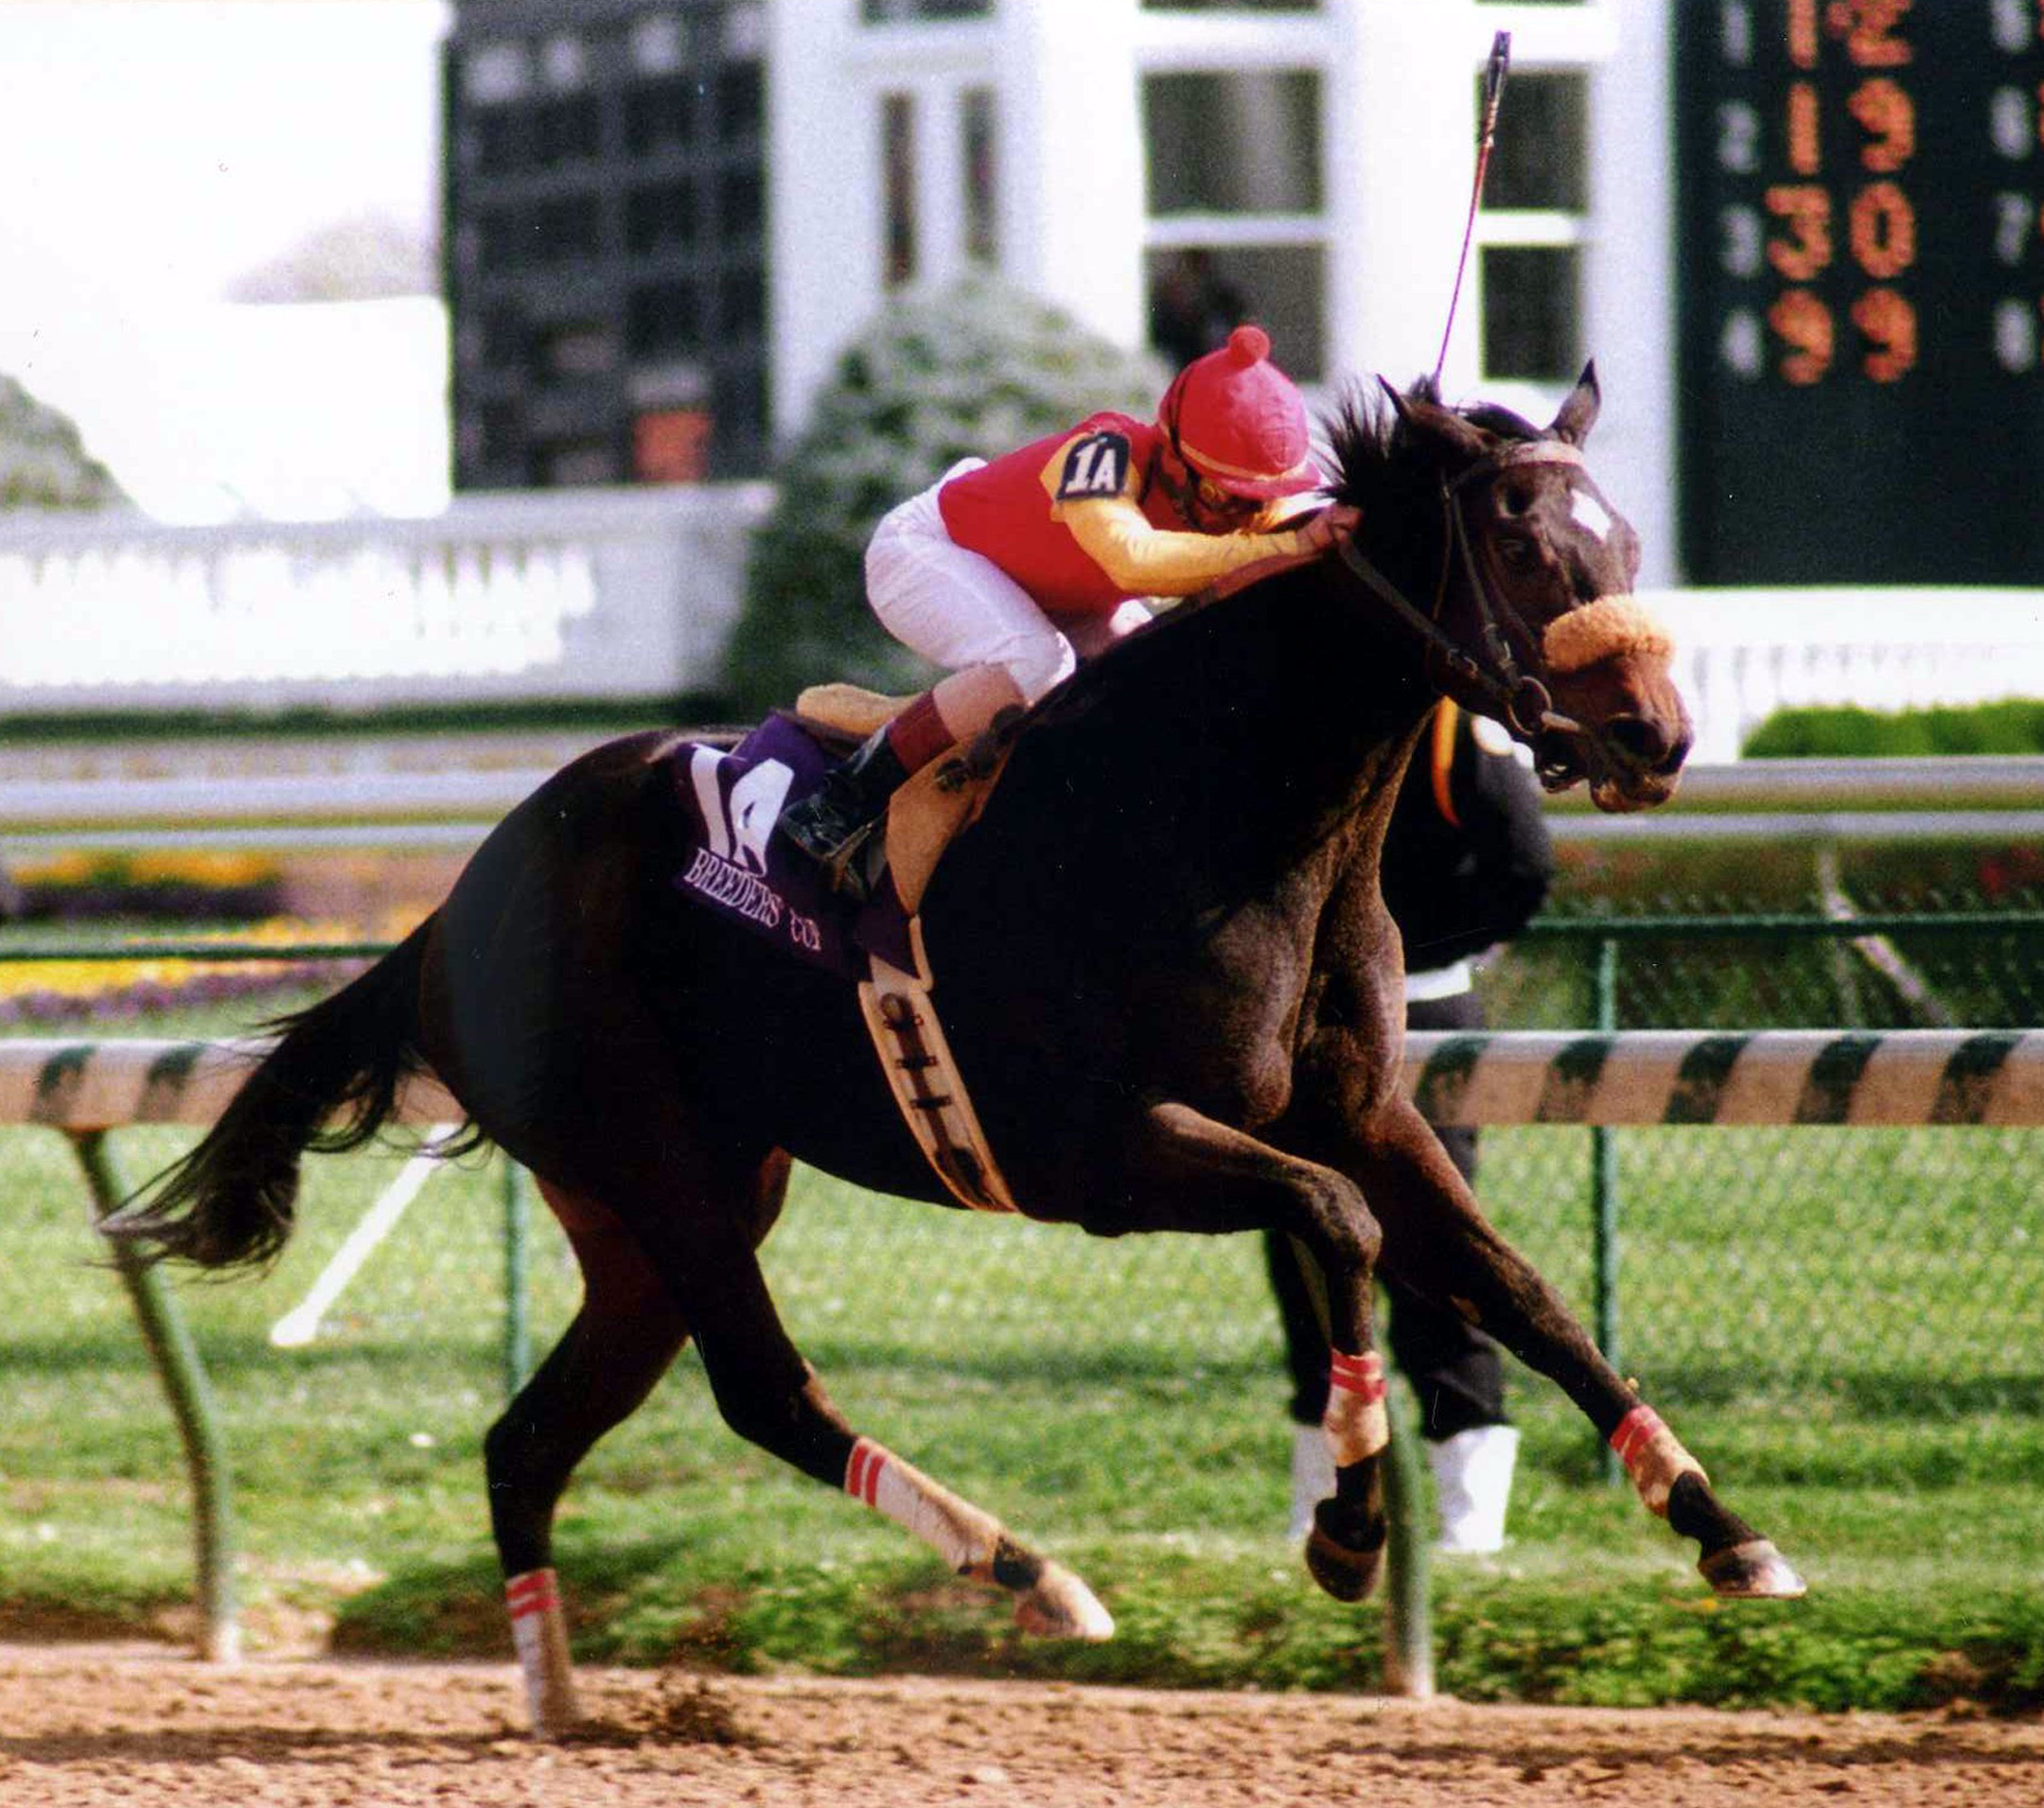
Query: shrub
723 273 1166 715
0 373 128 511
1741 699 2044 758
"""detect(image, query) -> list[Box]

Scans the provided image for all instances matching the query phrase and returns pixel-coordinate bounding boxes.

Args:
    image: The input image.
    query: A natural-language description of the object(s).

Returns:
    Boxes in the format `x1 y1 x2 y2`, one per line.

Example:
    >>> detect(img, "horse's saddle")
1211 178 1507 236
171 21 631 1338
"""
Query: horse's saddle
669 687 1012 974
667 688 1021 1214
791 682 1015 916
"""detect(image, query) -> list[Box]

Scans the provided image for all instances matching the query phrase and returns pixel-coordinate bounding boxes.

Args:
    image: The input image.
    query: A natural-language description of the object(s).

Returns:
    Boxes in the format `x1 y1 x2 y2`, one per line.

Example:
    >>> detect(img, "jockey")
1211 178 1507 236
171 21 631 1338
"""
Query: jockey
779 324 1360 886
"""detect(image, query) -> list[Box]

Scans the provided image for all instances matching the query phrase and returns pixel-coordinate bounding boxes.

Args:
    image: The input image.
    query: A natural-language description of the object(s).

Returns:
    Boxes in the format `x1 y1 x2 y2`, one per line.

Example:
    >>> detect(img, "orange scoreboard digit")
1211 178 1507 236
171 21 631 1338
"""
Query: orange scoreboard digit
1676 0 2044 582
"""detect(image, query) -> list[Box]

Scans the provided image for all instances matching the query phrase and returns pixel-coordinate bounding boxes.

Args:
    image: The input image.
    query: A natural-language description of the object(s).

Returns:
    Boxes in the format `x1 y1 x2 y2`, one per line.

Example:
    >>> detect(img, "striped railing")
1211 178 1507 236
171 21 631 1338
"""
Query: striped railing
11 1028 2041 1134
9 1025 2039 1676
1402 1027 2044 1129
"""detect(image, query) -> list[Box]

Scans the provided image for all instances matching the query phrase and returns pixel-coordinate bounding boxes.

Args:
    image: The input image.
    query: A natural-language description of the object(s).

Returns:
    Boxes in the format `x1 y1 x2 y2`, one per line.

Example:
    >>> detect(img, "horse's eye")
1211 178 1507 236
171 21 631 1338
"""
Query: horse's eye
1499 483 1536 518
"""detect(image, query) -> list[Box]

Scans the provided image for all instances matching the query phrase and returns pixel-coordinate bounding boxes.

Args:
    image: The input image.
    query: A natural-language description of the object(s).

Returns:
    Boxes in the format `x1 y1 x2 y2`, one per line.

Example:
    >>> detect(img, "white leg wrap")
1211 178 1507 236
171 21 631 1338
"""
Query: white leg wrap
1427 1424 1521 1554
505 1568 580 1738
1610 1404 1708 1517
845 1436 1114 1641
1323 1350 1390 1466
846 1437 1002 1577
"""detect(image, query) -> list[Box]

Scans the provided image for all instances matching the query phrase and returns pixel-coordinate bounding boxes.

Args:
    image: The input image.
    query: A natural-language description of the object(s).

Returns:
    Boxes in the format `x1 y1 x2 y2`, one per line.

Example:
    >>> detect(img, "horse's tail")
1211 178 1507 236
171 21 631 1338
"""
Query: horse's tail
113 920 444 1273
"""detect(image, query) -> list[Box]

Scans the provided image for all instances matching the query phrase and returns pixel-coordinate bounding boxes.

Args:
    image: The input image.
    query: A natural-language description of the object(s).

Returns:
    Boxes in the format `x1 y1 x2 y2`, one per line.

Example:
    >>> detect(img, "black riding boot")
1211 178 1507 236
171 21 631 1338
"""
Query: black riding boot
778 725 911 877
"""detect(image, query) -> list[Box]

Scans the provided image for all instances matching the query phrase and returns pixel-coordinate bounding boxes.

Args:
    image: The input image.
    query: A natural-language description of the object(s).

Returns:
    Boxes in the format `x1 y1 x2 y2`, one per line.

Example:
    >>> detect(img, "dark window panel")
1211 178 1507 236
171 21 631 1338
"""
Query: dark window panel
627 280 703 358
1481 245 1581 383
715 63 764 147
1143 70 1322 216
626 76 697 157
627 179 697 255
1484 71 1588 214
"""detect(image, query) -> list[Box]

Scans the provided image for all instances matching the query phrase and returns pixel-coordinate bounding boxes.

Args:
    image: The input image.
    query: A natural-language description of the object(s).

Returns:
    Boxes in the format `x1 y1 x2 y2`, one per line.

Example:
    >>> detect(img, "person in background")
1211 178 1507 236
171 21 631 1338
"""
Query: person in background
778 325 1356 890
1268 698 1556 1553
1148 248 1250 373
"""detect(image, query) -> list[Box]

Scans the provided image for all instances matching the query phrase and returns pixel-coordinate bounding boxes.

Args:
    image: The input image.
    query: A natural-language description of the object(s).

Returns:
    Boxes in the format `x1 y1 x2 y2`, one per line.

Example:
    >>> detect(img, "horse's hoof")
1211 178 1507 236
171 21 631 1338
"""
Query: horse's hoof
1700 1537 1806 1599
1304 1502 1387 1603
1013 1560 1115 1641
526 1694 584 1742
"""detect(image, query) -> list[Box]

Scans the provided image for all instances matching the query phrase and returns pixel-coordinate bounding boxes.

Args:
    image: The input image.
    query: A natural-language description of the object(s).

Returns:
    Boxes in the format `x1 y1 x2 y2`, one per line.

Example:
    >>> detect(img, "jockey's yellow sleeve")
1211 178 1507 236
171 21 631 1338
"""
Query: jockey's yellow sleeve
935 413 1330 615
1059 493 1326 599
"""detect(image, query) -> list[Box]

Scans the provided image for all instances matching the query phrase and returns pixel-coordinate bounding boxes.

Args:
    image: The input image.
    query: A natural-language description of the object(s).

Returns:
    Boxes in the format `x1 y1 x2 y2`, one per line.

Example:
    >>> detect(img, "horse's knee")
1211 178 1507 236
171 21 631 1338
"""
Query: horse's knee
1296 1173 1381 1279
707 1363 850 1484
711 1379 789 1454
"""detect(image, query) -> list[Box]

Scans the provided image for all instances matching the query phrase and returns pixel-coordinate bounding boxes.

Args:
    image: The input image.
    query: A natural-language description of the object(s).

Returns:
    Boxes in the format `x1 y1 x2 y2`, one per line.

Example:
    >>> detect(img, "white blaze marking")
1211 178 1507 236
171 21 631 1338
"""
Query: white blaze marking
1570 487 1612 543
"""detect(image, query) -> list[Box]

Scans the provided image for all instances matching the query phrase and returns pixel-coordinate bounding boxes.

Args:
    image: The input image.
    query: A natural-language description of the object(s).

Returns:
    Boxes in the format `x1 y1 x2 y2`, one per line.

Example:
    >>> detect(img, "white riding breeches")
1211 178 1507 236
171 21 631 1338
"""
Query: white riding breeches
865 459 1150 706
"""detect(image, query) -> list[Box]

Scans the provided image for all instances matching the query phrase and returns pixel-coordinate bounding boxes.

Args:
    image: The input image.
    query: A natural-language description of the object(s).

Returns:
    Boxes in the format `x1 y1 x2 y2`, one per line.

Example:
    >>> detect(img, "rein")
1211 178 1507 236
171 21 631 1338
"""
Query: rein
1332 440 1591 753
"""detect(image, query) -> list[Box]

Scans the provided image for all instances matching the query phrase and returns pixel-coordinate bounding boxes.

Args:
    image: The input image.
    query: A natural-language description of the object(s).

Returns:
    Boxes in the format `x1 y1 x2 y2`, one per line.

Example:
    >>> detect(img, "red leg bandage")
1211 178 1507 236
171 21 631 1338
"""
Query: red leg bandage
503 1567 578 1737
1609 1403 1707 1516
1323 1349 1390 1466
845 1435 1003 1576
845 1435 890 1507
504 1568 561 1624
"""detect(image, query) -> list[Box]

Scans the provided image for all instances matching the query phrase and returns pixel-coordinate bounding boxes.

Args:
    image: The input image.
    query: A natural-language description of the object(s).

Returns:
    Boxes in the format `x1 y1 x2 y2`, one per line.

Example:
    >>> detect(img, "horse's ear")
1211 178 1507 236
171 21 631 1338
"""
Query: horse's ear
1550 360 1601 446
1380 374 1490 461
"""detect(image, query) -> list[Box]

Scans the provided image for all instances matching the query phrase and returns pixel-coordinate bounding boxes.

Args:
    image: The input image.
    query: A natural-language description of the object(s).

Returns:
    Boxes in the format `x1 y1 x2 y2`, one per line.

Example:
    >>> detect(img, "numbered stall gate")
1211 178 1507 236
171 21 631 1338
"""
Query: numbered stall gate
1676 0 2044 586
8 1028 2042 1686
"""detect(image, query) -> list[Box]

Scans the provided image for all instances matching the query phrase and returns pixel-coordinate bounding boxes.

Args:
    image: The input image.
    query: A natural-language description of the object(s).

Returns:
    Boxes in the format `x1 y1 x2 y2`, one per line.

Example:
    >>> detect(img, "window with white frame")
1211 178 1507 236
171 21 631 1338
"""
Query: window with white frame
1141 67 1327 378
961 86 998 265
882 92 918 289
1479 67 1590 383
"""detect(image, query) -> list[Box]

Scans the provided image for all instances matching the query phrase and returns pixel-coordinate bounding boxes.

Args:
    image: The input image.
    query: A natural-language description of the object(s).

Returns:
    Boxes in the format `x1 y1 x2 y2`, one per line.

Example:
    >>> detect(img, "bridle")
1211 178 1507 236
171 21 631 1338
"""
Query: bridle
1331 438 1594 764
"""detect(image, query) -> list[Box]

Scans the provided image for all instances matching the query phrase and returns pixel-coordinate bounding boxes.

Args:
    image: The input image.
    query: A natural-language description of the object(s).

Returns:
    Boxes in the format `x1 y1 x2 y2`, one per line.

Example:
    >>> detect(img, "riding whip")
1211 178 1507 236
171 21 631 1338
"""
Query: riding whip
1433 30 1511 388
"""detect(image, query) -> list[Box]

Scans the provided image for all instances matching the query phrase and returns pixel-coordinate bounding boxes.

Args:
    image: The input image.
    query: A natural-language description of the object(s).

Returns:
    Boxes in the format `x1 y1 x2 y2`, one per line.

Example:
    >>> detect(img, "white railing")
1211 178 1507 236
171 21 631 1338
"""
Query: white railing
1 493 2041 761
0 484 772 714
1655 589 2044 763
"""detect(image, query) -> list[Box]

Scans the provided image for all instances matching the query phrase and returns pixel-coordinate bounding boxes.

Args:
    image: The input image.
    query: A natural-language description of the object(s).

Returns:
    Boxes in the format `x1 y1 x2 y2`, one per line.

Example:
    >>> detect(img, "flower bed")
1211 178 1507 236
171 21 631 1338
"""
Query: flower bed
0 911 424 1027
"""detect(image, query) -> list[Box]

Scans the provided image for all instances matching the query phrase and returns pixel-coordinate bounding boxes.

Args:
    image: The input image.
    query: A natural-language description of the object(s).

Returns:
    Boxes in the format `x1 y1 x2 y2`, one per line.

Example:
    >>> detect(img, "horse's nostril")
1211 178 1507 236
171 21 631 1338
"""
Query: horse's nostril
1607 715 1678 771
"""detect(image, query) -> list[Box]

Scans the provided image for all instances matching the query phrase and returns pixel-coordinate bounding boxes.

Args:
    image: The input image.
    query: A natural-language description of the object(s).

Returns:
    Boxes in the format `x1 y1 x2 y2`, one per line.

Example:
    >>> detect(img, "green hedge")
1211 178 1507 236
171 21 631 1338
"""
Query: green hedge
1742 699 2044 758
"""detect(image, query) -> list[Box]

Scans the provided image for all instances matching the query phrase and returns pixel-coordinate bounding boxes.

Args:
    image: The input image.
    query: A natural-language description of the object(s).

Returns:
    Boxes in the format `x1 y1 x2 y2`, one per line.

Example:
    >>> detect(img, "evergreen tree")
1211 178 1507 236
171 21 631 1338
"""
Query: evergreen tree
0 375 127 511
725 273 1164 713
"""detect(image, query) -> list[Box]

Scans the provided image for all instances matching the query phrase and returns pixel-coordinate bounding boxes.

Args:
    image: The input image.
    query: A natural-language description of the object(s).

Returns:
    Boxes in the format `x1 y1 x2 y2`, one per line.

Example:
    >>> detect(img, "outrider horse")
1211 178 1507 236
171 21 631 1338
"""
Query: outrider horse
118 368 1804 1734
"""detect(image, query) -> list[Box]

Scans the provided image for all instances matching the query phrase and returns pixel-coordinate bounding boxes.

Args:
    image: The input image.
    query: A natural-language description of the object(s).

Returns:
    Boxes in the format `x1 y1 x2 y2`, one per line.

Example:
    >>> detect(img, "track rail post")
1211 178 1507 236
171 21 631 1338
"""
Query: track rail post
1592 936 1623 1483
1379 1376 1436 1697
70 1130 240 1662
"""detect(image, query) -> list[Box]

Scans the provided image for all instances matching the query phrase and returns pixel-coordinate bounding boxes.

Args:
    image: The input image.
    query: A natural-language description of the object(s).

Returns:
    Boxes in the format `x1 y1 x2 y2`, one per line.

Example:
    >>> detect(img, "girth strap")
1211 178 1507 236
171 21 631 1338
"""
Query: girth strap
858 927 1021 1215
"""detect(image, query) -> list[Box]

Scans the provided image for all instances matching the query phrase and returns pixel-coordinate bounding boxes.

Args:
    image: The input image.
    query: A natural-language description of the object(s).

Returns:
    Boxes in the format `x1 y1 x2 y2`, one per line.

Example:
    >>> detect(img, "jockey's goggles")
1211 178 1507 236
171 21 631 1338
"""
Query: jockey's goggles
1190 472 1267 523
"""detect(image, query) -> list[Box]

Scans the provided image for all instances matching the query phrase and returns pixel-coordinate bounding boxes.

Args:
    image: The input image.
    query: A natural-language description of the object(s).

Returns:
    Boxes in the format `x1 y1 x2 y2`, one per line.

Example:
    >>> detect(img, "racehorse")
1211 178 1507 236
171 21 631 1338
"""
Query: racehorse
116 367 1804 1735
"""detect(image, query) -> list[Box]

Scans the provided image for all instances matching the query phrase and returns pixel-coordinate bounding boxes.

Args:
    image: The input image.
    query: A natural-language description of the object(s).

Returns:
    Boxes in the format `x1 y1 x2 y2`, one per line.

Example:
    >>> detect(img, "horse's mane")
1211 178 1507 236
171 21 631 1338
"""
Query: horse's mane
1322 375 1542 517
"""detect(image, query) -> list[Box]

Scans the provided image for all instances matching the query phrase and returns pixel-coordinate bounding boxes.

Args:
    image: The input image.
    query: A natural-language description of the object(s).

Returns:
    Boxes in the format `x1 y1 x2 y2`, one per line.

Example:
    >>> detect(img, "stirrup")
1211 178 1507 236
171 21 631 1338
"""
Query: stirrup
778 781 873 865
779 724 908 867
826 820 889 905
778 793 890 904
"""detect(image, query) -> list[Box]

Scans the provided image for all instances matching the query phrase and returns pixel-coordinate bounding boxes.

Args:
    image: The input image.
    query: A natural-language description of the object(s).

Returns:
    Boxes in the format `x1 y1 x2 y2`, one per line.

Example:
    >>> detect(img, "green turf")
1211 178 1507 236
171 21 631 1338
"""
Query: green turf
0 1104 2038 1711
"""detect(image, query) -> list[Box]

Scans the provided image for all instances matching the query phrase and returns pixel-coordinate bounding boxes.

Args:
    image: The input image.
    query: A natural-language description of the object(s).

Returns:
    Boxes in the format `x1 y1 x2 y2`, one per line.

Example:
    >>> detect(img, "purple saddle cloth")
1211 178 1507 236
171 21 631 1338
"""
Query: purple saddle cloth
667 714 916 980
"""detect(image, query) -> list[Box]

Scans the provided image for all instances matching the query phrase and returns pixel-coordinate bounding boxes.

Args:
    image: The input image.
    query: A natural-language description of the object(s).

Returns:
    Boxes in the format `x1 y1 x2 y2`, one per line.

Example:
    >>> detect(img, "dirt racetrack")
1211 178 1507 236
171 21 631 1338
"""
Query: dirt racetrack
1 1644 2039 1807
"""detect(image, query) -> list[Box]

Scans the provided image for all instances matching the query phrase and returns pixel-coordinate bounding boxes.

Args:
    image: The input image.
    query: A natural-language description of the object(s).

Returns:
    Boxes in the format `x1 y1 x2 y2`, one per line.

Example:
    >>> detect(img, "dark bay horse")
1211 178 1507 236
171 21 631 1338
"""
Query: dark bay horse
118 367 1803 1734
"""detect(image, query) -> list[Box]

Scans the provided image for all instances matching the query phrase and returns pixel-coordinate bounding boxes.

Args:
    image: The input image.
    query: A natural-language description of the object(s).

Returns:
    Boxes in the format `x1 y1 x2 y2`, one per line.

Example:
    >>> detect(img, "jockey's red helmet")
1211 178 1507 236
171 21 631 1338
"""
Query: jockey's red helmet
1158 324 1323 501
